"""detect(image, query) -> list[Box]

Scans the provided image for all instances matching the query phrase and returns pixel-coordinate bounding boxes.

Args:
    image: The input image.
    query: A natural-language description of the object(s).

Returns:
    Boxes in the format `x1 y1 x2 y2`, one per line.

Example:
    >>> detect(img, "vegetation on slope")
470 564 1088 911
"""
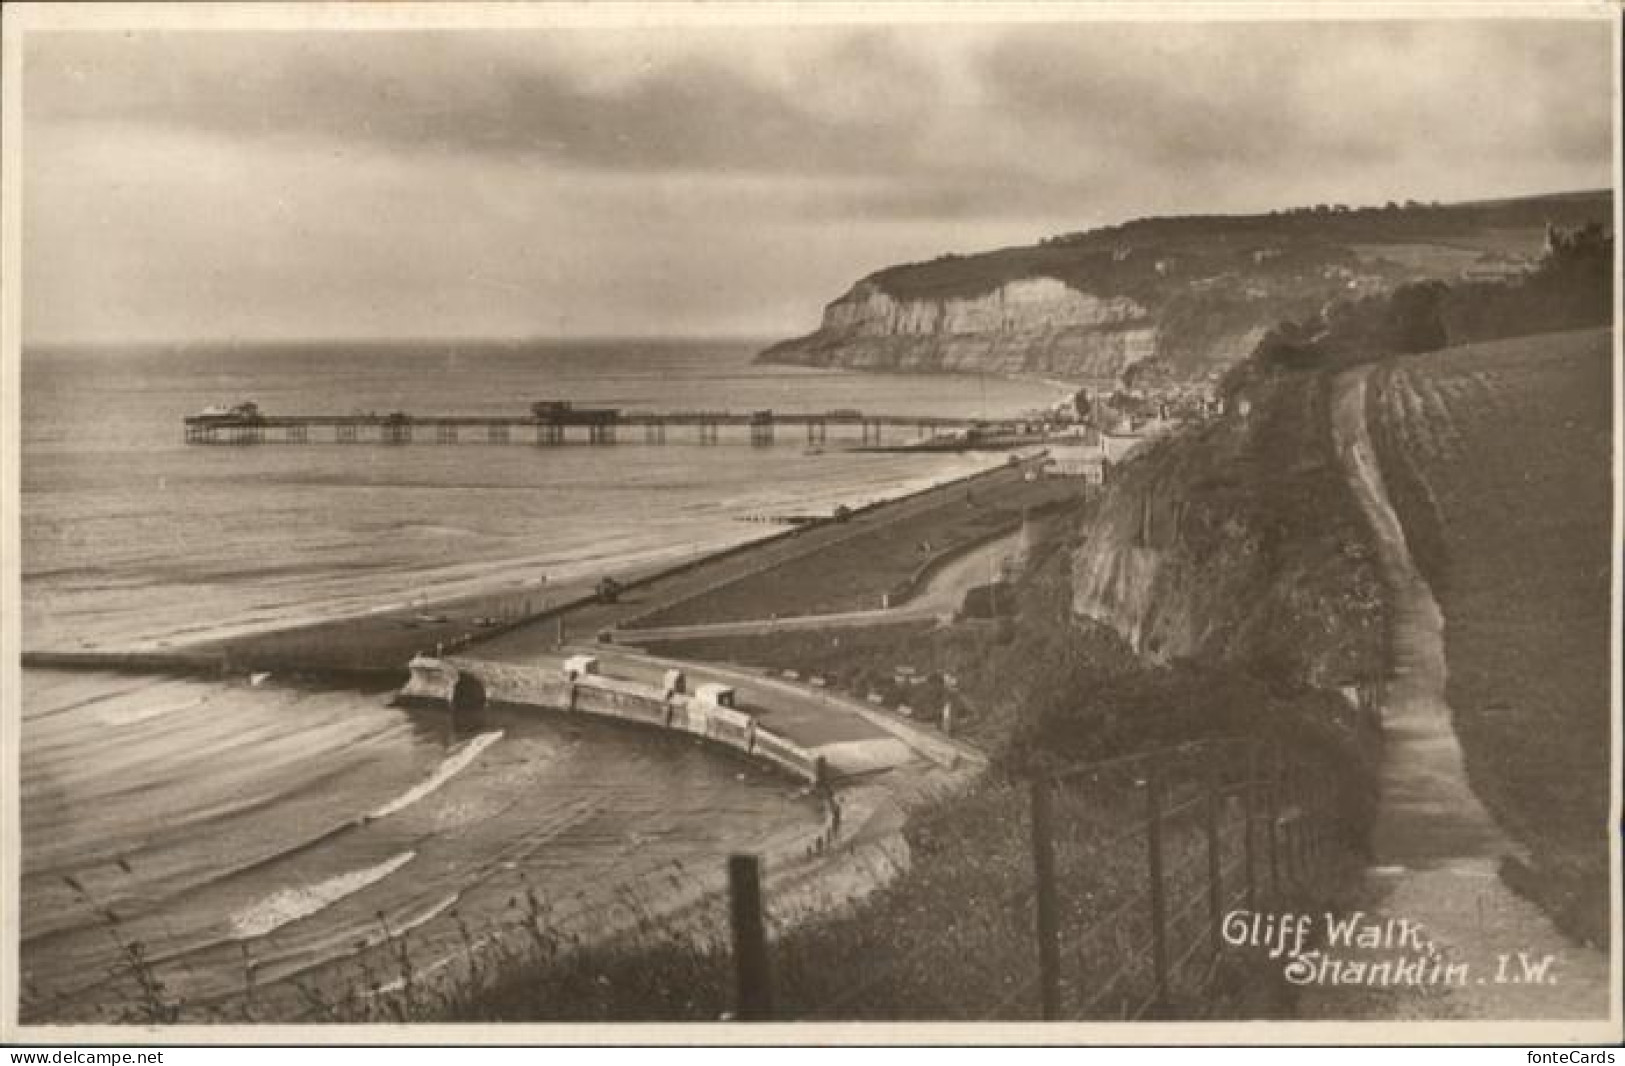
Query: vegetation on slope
1074 373 1387 691
1227 219 1614 387
866 190 1609 305
765 189 1609 384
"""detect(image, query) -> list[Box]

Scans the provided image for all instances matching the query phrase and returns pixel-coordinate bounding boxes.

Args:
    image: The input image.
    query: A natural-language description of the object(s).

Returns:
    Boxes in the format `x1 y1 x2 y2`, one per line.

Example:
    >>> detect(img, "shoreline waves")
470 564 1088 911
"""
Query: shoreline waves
19 342 1049 1022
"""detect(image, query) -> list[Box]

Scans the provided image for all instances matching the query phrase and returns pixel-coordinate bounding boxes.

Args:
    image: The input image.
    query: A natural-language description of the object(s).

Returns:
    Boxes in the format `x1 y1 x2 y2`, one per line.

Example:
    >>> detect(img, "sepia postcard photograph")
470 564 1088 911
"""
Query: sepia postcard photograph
1 0 1620 1046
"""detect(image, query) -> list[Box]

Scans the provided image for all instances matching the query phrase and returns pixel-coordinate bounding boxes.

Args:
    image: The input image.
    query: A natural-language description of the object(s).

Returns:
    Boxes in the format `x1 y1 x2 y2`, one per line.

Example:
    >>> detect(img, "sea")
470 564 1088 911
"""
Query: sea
18 338 1064 1021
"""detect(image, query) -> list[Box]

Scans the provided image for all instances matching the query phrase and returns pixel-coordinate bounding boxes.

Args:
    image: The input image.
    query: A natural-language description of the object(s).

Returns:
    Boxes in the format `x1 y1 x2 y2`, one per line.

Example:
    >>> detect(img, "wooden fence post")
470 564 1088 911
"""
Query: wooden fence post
1287 766 1304 885
1312 779 1328 871
728 854 773 1021
1030 776 1061 1021
1204 762 1223 959
1145 763 1170 1015
1243 744 1257 910
1265 748 1281 899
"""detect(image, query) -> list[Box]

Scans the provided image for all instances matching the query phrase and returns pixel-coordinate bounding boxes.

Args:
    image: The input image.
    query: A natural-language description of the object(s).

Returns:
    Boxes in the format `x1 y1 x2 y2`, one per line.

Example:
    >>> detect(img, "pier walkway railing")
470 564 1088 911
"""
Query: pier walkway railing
183 409 1023 446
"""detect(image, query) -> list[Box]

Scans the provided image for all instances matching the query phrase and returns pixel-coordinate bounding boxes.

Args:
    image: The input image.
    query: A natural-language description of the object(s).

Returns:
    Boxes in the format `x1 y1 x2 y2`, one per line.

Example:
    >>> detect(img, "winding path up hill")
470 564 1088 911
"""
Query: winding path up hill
1301 359 1611 1026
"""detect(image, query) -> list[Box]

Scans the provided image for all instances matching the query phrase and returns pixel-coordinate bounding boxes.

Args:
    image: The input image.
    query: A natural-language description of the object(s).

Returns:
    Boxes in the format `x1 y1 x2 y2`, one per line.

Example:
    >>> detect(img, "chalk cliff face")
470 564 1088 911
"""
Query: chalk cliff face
761 277 1161 382
760 188 1612 384
824 277 1143 335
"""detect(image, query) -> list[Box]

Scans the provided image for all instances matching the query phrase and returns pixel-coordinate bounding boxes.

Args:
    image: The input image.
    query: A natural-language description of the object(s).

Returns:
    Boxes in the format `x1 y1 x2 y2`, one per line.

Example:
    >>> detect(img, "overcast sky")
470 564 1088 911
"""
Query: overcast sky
20 16 1615 344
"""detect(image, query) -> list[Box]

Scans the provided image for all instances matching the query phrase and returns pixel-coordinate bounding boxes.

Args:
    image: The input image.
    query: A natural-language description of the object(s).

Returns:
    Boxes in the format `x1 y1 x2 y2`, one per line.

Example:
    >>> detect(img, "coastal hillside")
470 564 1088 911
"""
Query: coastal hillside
759 189 1610 385
1069 371 1384 697
1066 212 1611 705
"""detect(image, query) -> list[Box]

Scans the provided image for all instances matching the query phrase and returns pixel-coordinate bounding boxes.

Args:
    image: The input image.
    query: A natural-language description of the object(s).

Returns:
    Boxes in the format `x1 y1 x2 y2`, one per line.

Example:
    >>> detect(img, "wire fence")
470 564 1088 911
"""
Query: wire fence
723 735 1351 1022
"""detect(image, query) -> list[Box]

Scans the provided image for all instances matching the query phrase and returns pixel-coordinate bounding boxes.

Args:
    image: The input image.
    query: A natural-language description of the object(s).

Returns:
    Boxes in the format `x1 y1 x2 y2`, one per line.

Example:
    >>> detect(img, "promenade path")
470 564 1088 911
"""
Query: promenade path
613 530 1022 645
473 460 1036 662
1302 366 1610 1027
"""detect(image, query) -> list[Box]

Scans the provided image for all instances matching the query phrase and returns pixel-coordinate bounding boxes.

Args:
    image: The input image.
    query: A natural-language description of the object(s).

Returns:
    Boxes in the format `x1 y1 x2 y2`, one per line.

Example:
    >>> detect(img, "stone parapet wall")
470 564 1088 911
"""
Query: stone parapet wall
408 656 826 785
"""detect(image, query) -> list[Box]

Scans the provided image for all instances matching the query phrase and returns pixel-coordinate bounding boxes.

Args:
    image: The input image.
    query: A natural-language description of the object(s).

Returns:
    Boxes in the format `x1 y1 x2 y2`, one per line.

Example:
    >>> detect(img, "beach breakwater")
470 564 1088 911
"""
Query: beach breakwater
399 655 827 785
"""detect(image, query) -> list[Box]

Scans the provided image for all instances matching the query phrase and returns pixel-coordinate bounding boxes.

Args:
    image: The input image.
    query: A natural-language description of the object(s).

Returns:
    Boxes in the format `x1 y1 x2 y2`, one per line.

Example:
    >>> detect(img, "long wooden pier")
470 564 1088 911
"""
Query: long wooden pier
183 408 1011 446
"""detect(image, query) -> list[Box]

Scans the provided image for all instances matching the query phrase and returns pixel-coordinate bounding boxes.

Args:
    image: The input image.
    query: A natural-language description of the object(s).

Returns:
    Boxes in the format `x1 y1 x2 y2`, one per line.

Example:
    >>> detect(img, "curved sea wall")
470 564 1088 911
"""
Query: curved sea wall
400 655 827 784
386 653 983 1006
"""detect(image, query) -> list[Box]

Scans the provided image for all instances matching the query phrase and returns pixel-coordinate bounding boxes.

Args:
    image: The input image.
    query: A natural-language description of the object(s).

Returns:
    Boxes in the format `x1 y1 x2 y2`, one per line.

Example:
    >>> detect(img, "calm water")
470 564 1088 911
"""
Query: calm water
19 339 1061 1021
22 339 1058 652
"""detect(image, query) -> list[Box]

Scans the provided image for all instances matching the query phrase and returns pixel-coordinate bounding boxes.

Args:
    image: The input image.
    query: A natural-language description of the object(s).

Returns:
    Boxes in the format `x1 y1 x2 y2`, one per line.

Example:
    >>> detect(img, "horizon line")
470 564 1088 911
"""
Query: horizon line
19 332 793 351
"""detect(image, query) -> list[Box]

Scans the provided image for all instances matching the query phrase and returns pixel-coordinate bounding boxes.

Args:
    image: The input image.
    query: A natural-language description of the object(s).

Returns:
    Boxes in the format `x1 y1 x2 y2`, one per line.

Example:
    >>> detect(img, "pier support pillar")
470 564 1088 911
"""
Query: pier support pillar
436 424 458 444
338 423 358 444
488 424 509 444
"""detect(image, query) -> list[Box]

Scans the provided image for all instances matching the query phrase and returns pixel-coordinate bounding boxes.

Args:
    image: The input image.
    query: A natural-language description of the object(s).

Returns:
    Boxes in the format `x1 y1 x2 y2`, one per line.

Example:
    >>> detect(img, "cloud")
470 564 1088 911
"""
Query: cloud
971 20 1612 208
18 17 1615 342
23 28 957 178
25 20 1612 204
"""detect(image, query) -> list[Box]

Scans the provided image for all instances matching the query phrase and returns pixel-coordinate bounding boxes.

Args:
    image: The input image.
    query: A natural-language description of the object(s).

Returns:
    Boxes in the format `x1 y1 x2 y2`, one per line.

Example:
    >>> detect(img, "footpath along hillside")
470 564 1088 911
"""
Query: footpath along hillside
1303 342 1611 1025
1366 328 1614 946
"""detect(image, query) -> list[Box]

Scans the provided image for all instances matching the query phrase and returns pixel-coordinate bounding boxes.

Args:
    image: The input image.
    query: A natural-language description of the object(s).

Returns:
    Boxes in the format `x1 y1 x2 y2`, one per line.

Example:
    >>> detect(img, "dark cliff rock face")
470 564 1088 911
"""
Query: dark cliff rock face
1069 373 1384 693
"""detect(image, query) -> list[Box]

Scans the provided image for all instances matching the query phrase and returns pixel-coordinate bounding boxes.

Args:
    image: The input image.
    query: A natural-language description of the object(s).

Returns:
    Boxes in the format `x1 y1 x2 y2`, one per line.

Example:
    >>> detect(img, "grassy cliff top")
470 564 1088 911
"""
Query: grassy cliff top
862 189 1612 304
